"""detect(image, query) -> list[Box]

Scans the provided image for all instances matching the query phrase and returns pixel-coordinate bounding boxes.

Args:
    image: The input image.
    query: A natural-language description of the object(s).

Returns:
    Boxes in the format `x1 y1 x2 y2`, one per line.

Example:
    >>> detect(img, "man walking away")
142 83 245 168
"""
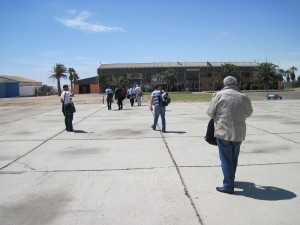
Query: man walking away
105 87 114 110
150 84 166 133
207 76 253 194
127 86 136 106
114 86 124 110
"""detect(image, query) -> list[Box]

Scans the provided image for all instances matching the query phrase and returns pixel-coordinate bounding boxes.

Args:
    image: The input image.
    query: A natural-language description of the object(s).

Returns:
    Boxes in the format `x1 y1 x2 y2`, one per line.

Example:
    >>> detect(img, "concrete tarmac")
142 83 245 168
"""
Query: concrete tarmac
0 98 299 225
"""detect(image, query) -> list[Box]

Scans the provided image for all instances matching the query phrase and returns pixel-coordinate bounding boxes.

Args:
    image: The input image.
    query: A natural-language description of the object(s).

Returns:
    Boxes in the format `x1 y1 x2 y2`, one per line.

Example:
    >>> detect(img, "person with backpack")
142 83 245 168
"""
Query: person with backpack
149 84 170 133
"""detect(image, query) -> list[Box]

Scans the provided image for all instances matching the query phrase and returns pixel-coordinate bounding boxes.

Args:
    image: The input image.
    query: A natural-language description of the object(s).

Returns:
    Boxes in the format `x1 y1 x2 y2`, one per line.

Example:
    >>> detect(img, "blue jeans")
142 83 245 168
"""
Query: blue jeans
153 105 166 131
65 111 74 131
217 138 241 190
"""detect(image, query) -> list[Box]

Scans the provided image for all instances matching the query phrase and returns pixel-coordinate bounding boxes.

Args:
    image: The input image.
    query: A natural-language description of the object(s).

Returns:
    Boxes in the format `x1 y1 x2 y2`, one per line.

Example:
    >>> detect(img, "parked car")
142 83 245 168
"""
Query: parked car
266 93 282 100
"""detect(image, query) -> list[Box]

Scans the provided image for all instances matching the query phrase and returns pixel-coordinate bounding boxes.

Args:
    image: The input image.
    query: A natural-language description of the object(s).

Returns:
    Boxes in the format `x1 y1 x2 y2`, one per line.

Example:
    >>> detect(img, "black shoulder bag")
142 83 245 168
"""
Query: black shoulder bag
204 119 217 146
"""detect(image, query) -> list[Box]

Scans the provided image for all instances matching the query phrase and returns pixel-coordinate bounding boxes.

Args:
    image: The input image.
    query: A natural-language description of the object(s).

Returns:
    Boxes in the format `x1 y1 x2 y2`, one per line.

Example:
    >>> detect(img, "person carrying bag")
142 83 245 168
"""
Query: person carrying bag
61 85 75 132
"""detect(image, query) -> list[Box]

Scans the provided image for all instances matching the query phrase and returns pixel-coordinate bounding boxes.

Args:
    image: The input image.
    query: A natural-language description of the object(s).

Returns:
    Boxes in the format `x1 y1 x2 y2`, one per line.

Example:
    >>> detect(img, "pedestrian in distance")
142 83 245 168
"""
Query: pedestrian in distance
135 84 143 106
150 84 166 133
114 85 124 110
105 86 114 110
207 76 253 194
61 84 75 132
127 85 136 106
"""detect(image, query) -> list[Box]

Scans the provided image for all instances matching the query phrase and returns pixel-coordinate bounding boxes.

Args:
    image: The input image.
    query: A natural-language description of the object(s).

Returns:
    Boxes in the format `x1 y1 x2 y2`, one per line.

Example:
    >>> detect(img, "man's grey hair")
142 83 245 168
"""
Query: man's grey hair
223 76 237 86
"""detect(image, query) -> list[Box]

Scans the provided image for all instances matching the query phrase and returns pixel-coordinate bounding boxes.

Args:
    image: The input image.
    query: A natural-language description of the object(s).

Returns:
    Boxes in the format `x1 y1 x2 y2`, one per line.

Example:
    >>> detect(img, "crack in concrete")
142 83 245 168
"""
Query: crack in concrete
2 161 300 175
247 124 300 144
147 104 204 225
15 162 36 171
0 166 174 174
161 134 204 225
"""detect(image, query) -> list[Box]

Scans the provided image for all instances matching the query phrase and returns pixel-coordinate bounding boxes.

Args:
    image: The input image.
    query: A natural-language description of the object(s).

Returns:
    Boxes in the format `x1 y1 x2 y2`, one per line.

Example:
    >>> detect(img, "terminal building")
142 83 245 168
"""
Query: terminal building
97 61 260 92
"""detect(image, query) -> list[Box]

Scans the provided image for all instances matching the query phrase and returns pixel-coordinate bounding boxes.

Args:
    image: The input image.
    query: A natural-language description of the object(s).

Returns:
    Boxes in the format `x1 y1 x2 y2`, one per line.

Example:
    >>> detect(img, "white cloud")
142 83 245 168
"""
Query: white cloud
65 9 77 15
55 10 125 32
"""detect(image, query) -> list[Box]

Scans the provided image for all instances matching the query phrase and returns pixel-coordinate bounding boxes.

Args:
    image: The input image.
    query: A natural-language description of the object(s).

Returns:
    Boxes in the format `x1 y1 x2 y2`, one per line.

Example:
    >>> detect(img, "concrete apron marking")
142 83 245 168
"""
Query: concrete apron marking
247 124 300 145
149 105 204 225
0 106 105 171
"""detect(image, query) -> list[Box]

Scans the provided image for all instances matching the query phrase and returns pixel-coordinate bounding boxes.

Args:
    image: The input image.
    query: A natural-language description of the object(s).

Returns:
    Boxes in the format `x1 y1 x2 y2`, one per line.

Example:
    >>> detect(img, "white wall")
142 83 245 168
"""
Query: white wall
19 86 35 96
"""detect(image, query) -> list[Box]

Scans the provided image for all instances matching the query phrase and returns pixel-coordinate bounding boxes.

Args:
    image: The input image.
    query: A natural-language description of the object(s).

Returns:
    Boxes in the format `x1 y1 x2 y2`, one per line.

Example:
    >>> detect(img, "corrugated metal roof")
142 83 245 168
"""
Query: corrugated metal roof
98 61 260 69
0 75 41 83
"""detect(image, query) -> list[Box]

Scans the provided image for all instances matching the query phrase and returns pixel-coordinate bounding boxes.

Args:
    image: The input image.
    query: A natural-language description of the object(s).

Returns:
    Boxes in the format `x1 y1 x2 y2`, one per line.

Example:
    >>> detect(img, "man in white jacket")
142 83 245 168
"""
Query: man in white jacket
207 76 253 194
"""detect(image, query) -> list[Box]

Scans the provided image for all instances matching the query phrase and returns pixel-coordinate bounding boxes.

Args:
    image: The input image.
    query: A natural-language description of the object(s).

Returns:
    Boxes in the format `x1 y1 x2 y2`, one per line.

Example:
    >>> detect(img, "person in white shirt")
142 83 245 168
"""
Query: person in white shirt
60 85 75 131
105 87 114 110
127 86 136 106
150 84 166 132
135 85 143 106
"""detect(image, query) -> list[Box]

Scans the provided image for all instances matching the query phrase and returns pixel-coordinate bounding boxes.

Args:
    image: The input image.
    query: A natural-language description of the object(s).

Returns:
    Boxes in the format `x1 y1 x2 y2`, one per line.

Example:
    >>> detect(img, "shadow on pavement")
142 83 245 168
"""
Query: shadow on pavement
163 131 186 134
234 181 297 201
73 130 93 134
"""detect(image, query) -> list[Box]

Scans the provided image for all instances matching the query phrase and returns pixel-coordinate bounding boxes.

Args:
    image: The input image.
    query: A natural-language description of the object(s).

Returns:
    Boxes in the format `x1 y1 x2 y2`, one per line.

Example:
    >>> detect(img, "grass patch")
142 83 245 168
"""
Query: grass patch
143 92 213 102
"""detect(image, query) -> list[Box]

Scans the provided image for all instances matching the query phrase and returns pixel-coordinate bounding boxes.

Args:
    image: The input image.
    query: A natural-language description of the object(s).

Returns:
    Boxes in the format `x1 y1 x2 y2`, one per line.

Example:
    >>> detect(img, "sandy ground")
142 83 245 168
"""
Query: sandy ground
0 88 298 107
0 93 154 107
0 94 107 106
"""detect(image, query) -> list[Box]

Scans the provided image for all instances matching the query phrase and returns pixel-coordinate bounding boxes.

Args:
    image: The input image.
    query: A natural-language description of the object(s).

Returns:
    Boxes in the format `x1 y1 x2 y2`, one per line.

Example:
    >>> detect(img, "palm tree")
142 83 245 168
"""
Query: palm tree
68 68 79 91
49 63 68 96
289 66 298 82
252 62 281 90
68 68 75 88
278 69 287 81
286 69 291 82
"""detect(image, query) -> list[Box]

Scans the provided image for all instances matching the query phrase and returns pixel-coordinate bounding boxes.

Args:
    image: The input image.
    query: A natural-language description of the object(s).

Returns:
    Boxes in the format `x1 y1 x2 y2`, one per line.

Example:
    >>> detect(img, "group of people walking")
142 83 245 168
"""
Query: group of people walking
105 85 143 110
61 76 253 195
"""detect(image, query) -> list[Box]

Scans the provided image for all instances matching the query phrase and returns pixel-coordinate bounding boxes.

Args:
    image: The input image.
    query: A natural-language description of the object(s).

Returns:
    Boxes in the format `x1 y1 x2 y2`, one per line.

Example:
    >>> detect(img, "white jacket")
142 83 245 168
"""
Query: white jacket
207 86 253 142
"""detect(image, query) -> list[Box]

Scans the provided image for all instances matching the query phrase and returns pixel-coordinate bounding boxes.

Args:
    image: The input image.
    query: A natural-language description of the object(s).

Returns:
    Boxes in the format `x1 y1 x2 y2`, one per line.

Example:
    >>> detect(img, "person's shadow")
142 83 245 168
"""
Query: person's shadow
73 130 93 134
162 131 186 134
234 181 296 201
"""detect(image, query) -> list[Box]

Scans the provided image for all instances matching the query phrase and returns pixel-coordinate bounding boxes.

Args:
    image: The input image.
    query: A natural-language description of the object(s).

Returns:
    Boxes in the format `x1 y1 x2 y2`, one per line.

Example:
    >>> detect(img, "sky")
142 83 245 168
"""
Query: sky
0 0 299 86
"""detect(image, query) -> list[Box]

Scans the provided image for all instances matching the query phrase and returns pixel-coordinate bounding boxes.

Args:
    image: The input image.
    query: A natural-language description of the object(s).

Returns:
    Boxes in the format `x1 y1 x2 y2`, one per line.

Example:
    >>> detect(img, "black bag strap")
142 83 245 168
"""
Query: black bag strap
63 91 66 105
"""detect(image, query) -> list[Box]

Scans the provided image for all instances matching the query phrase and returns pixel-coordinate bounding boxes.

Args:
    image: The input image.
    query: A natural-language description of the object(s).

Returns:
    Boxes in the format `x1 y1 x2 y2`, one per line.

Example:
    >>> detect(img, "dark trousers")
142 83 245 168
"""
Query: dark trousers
130 97 134 106
65 111 74 131
107 98 112 110
117 98 123 110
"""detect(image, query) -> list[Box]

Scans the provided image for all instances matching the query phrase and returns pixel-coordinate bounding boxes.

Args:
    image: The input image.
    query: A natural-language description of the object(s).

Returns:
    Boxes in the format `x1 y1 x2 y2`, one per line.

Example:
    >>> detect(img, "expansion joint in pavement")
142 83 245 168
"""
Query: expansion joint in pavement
161 133 204 225
0 108 102 171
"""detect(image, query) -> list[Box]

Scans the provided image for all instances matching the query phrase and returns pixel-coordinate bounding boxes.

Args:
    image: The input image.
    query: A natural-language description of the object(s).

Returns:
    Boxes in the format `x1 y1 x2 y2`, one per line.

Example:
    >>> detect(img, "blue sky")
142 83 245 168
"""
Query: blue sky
0 0 299 86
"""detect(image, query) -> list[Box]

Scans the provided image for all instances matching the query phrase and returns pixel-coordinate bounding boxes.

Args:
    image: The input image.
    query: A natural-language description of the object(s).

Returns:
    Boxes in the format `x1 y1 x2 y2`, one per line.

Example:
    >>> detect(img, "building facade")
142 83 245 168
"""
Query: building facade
97 62 260 92
0 75 42 98
74 76 99 94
